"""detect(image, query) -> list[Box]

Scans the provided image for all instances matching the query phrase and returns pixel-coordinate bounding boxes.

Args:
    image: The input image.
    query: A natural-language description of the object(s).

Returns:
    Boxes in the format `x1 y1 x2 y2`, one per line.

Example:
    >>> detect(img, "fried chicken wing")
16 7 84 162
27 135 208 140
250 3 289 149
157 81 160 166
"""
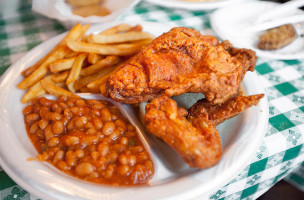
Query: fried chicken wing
145 94 263 169
145 96 222 169
188 94 264 126
106 27 257 104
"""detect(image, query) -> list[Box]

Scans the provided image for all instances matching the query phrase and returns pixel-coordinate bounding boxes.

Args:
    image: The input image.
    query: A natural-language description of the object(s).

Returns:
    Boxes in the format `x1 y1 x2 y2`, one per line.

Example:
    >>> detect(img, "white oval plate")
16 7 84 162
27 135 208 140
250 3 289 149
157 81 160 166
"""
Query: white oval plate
210 1 304 60
0 21 268 200
145 0 247 11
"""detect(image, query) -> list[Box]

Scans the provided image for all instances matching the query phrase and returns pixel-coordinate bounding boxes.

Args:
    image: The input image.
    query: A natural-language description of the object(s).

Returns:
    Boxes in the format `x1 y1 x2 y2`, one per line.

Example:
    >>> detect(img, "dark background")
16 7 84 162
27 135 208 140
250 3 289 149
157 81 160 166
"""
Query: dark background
258 179 304 199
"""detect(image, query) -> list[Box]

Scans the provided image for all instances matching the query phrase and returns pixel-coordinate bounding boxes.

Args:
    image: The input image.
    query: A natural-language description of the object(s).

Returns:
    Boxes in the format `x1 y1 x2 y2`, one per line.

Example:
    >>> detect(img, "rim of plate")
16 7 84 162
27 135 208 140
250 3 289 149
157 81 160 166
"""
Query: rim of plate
0 21 269 200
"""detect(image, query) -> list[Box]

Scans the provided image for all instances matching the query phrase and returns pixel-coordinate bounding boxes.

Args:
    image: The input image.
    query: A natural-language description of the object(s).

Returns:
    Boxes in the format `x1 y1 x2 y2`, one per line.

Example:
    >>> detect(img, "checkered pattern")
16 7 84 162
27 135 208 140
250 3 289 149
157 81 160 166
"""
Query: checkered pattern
209 59 304 200
120 3 212 32
0 0 65 75
1 1 304 200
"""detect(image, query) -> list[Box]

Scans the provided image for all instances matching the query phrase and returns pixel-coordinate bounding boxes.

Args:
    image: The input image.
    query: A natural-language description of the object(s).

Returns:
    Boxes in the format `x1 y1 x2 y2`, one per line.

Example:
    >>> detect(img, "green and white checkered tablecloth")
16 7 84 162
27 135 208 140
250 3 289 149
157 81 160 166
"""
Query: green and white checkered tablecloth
1 1 304 199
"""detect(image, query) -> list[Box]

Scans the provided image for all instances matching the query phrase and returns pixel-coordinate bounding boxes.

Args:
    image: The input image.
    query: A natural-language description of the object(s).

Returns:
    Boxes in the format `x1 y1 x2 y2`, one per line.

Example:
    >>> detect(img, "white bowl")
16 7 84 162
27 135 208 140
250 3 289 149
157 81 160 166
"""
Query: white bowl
32 0 140 28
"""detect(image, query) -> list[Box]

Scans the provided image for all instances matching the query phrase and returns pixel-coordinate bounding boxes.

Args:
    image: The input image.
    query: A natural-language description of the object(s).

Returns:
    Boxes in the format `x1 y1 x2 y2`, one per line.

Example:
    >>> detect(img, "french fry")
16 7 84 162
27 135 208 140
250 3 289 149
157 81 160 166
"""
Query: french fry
88 53 104 64
40 79 79 99
22 59 44 77
88 31 155 44
78 24 91 41
80 55 120 76
74 65 116 90
21 82 47 103
65 51 80 58
51 71 70 83
99 24 133 35
60 23 84 46
19 23 155 103
66 53 87 85
67 82 76 93
49 57 75 73
21 71 70 103
87 68 118 92
67 39 152 56
79 87 94 93
21 74 55 103
55 82 66 88
99 83 106 96
18 46 70 89
21 23 88 78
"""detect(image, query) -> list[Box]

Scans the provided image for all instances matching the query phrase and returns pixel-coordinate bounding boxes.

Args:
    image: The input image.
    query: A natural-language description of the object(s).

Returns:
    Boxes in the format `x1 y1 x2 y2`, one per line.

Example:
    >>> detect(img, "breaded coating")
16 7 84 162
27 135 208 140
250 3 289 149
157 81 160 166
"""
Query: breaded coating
188 94 264 126
258 24 297 50
106 27 257 104
145 96 222 169
145 94 264 169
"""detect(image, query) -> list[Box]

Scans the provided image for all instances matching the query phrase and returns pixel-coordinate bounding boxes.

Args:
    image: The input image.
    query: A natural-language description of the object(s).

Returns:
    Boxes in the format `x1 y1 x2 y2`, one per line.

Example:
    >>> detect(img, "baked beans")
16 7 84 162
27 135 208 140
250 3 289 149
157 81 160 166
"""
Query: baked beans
23 96 154 185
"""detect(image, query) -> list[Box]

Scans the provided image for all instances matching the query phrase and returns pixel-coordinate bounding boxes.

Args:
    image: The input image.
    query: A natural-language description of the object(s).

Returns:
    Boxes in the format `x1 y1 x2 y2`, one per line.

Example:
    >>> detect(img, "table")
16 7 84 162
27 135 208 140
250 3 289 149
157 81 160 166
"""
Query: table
1 0 304 199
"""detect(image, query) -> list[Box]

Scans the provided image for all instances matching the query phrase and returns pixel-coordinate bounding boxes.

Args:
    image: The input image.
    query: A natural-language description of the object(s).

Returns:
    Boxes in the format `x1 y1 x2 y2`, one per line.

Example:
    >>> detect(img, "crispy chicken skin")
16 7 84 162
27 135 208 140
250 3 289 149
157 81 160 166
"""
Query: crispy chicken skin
145 96 222 169
106 27 257 104
106 26 262 169
188 94 264 126
145 94 263 169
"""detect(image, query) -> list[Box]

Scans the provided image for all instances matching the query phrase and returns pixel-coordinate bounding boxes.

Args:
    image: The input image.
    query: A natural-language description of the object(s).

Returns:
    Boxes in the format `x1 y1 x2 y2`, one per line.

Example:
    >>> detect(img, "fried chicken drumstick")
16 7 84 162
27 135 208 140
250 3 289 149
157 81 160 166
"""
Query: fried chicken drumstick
106 27 257 104
145 94 264 169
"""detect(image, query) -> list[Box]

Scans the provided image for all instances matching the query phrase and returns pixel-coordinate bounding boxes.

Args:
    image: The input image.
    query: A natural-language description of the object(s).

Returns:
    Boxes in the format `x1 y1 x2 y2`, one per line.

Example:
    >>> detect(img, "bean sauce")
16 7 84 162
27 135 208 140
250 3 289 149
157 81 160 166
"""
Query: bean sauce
23 96 154 185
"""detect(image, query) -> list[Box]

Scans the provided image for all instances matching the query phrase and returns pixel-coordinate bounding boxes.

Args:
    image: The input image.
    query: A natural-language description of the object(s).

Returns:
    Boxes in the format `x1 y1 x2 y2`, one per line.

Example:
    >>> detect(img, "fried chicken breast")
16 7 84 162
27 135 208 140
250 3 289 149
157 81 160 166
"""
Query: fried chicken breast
106 27 257 104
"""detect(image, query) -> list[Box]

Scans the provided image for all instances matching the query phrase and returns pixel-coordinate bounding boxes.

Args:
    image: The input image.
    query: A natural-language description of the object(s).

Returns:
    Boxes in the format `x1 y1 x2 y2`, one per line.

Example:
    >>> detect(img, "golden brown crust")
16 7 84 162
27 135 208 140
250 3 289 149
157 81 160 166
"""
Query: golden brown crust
188 94 264 126
258 24 297 50
106 27 257 104
145 94 264 169
145 96 222 169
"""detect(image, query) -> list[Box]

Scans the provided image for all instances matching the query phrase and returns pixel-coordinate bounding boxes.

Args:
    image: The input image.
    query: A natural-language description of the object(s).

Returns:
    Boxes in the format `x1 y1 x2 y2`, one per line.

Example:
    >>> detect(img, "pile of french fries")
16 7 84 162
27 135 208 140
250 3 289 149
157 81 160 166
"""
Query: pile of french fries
18 23 155 103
